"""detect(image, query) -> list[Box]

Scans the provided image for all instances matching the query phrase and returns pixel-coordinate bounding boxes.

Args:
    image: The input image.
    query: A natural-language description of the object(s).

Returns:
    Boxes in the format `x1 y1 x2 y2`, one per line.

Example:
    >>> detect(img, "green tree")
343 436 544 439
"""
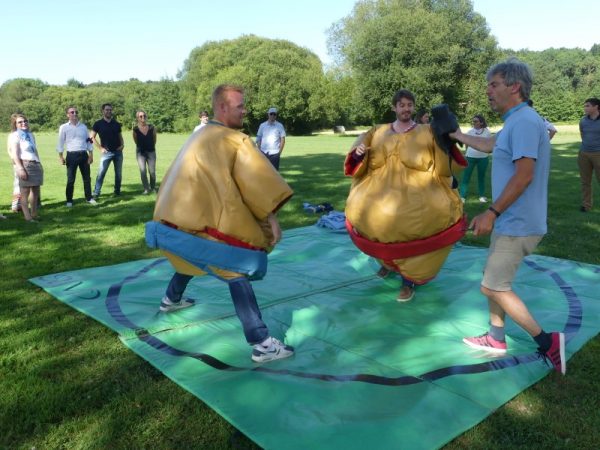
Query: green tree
327 0 498 122
309 68 371 128
0 78 49 131
516 48 600 122
179 35 326 133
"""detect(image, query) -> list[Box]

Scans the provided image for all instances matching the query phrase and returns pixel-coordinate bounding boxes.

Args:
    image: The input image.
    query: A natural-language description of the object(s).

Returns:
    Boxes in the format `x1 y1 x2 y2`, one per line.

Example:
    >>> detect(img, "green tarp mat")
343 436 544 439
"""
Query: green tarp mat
30 226 600 450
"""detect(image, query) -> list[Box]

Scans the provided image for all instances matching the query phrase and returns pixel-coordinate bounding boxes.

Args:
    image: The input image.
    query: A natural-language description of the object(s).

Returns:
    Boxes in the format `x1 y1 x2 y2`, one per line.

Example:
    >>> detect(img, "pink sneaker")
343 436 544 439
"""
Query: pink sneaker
538 332 566 375
463 333 507 354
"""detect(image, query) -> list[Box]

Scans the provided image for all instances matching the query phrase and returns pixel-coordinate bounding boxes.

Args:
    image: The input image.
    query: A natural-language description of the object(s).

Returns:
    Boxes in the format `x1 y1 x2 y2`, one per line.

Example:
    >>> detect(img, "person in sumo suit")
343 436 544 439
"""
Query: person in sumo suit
344 89 467 302
146 84 294 363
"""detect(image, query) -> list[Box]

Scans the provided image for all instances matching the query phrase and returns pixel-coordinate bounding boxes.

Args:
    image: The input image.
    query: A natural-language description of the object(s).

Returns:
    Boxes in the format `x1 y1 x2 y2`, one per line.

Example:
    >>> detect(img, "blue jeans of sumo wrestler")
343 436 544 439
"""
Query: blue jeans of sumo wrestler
166 273 269 345
94 150 123 196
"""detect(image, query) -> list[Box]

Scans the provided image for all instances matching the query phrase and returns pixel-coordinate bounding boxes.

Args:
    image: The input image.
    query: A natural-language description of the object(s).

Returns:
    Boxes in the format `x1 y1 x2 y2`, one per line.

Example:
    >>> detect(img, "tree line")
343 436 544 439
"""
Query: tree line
2 0 598 134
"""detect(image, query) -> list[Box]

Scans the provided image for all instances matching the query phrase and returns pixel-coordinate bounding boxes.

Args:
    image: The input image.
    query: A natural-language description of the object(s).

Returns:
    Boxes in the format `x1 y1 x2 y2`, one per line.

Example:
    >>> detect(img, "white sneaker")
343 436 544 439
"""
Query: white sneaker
479 197 488 203
251 337 294 363
66 202 73 208
142 189 149 195
87 198 97 205
159 296 195 313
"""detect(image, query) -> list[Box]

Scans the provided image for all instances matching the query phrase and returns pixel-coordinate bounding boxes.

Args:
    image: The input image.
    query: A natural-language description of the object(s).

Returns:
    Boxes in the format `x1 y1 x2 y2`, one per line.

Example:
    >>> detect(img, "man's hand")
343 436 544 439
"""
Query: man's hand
354 143 369 156
59 154 66 165
449 128 463 141
469 210 496 236
267 213 282 246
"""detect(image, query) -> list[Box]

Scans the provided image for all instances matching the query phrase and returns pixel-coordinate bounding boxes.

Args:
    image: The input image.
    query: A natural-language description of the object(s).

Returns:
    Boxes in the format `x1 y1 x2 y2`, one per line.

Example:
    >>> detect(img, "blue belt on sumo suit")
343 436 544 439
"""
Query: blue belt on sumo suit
145 221 268 281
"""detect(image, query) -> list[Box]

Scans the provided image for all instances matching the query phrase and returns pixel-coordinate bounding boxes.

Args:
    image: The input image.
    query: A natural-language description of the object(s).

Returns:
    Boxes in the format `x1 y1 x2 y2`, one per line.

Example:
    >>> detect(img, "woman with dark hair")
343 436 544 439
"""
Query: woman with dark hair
459 114 491 203
415 108 430 124
132 110 157 194
7 114 44 221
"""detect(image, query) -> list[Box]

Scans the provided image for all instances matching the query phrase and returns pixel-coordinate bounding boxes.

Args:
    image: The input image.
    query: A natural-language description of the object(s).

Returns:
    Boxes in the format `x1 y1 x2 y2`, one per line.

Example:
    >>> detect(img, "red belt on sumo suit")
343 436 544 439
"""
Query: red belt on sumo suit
346 214 468 265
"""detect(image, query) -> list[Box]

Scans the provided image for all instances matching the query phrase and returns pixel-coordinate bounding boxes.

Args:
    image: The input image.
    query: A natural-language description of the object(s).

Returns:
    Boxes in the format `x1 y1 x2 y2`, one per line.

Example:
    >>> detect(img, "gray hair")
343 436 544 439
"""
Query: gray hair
487 57 533 101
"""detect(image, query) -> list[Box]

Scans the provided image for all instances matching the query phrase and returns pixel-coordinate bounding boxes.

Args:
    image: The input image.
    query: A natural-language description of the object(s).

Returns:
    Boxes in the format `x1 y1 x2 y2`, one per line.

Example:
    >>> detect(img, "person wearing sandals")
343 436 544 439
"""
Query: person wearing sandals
7 114 43 222
459 114 492 203
132 110 157 194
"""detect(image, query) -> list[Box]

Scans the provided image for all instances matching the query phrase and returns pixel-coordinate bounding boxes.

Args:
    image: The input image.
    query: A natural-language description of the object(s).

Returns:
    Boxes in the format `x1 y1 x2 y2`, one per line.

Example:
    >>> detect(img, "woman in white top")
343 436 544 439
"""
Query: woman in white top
8 114 44 221
458 114 491 203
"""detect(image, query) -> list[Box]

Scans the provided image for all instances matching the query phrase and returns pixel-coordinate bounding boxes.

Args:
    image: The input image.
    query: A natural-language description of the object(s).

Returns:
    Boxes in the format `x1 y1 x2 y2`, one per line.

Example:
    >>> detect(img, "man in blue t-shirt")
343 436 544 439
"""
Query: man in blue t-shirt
450 58 566 375
578 97 600 212
91 103 124 198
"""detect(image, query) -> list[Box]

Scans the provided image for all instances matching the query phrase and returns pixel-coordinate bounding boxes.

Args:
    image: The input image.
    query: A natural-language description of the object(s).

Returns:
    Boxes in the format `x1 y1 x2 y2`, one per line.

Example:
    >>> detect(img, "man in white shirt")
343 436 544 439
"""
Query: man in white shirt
56 106 95 207
193 110 209 133
256 107 286 170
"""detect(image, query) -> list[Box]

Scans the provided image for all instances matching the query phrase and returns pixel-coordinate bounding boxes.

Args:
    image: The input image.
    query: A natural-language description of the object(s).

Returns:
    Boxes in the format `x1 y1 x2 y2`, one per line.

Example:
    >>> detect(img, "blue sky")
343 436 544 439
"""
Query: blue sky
0 0 597 86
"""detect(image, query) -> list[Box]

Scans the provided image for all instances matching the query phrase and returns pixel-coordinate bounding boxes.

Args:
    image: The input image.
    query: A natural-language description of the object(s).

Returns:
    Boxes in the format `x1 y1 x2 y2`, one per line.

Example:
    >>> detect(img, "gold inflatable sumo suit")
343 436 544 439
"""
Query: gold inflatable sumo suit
344 123 467 284
152 122 293 279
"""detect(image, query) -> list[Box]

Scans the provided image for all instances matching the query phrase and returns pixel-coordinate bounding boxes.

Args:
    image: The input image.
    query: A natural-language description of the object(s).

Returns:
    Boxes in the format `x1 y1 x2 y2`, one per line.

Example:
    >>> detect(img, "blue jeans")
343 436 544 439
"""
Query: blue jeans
136 151 156 191
66 151 92 202
94 150 123 196
165 273 269 344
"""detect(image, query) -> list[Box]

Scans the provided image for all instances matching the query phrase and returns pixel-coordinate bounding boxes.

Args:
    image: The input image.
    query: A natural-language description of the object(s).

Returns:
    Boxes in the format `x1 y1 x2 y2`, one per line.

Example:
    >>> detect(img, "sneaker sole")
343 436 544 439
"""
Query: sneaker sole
396 291 415 303
251 350 294 363
462 338 507 354
159 300 195 313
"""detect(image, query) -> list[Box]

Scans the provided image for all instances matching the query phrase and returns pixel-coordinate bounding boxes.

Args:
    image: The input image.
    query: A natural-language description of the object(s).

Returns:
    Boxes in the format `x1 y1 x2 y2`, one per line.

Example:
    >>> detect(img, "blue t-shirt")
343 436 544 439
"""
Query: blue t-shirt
492 103 551 236
579 115 600 152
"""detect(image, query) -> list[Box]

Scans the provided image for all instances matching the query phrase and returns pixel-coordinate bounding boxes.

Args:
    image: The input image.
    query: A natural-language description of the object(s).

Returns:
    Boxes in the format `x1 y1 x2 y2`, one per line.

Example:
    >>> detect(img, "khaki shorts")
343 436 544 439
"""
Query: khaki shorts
481 233 543 291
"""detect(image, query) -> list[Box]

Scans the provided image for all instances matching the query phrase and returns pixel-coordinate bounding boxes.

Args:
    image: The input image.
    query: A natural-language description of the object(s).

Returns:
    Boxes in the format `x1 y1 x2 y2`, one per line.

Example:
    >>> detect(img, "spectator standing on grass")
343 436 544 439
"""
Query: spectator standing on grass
415 108 430 124
147 84 295 363
6 114 21 214
459 114 492 203
256 107 286 170
450 57 566 375
578 97 600 212
7 114 43 222
193 110 209 133
132 110 157 194
91 103 124 198
57 106 96 207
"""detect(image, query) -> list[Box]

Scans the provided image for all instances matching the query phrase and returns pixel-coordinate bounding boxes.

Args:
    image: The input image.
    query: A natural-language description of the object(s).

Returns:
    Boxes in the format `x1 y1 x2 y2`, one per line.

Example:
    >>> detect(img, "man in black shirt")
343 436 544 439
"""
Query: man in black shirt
91 103 124 197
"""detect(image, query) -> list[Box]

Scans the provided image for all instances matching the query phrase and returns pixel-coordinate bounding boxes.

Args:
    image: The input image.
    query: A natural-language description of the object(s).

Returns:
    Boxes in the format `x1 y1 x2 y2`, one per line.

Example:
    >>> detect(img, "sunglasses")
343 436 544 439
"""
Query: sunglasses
17 120 28 124
269 113 277 116
138 114 147 118
68 111 78 114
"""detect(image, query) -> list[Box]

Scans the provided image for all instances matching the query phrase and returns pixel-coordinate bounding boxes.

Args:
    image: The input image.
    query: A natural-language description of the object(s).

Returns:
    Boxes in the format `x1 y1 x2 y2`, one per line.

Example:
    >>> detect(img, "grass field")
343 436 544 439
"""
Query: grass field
1 126 599 449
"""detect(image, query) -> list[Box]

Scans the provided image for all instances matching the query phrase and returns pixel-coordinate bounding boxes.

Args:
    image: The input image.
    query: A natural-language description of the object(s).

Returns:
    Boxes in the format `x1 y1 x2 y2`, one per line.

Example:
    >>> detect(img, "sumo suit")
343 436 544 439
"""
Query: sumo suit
145 121 293 344
344 120 467 286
